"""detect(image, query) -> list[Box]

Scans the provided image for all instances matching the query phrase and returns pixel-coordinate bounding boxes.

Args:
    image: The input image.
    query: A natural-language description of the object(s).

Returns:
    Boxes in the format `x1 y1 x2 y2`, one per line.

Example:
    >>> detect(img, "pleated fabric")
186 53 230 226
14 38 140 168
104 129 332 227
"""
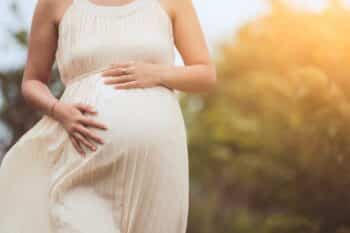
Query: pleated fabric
0 0 189 232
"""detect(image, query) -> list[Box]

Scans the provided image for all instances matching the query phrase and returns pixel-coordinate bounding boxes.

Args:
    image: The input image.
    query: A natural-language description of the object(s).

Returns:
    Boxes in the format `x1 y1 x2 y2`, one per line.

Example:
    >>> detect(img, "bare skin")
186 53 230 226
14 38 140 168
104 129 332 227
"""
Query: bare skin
21 0 217 156
100 0 217 92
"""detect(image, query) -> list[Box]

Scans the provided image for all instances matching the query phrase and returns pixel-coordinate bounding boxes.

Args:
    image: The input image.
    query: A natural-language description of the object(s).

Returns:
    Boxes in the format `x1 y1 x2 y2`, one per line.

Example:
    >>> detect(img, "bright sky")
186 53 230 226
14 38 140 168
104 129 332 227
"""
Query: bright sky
1 0 350 70
0 0 269 70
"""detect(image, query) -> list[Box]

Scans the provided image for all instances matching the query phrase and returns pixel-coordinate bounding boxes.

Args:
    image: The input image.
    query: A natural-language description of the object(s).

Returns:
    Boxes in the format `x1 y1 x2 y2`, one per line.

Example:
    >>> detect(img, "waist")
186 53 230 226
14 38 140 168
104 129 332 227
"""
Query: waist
62 67 175 93
61 68 175 100
63 66 111 86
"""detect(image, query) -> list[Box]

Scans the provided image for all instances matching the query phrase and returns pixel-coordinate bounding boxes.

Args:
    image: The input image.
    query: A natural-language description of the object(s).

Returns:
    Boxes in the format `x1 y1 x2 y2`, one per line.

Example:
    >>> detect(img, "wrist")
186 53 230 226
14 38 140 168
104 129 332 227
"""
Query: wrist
48 100 59 117
50 100 65 121
157 64 173 86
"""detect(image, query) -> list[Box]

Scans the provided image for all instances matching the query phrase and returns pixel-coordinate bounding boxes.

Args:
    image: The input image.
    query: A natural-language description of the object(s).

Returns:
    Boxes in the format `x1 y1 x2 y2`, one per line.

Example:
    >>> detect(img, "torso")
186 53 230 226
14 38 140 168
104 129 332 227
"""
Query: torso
54 0 175 85
52 0 185 152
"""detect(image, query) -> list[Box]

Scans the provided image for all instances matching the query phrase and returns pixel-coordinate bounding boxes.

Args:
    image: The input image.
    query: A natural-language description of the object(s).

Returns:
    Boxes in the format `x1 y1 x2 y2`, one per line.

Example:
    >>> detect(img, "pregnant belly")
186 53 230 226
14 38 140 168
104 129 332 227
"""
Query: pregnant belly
58 72 187 150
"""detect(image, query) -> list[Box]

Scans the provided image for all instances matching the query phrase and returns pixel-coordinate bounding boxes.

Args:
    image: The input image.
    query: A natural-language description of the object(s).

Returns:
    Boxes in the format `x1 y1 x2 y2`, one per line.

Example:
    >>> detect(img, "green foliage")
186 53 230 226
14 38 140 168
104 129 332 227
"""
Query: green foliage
13 30 28 46
182 0 350 232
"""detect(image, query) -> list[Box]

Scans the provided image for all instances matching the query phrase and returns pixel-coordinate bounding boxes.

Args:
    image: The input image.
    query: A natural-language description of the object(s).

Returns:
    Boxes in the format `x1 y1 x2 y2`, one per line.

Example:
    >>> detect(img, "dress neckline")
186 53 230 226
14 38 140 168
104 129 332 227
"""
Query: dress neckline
80 0 148 16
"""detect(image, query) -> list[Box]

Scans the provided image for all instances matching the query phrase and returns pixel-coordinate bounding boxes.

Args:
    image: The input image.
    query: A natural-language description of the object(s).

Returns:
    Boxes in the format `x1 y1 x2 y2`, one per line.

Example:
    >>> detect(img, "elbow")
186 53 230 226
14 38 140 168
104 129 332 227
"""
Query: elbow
21 79 27 97
204 63 217 92
21 78 30 98
21 74 35 100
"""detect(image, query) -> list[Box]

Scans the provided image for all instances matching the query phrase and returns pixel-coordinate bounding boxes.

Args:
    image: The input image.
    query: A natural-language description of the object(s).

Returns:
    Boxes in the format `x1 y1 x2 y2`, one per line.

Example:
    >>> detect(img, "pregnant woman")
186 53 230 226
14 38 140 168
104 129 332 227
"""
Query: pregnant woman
0 0 216 232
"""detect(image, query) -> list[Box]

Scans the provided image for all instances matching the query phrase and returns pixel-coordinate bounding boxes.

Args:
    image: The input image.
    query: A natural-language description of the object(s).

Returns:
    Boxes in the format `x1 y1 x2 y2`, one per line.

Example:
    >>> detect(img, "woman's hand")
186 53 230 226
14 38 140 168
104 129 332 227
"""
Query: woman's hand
52 101 108 157
100 61 166 89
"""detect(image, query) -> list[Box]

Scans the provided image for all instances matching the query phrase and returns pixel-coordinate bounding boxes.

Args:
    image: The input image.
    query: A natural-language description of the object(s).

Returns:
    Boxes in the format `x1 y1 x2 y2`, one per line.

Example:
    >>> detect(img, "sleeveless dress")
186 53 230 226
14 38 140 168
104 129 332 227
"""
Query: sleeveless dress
0 0 189 232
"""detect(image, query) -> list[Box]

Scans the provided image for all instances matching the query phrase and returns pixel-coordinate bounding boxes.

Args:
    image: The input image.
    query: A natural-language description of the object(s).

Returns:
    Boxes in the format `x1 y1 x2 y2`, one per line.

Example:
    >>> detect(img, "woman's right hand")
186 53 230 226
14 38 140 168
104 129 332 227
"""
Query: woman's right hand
51 101 108 157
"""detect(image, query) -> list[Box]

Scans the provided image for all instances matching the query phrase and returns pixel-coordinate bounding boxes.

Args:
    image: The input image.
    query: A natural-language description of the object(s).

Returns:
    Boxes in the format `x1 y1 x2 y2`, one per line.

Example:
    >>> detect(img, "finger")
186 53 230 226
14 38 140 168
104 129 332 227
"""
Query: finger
101 61 136 77
102 68 125 77
115 81 141 89
78 116 108 130
75 124 105 144
110 61 136 69
102 66 134 77
73 131 97 152
103 75 135 85
70 135 85 156
102 63 132 76
75 103 97 114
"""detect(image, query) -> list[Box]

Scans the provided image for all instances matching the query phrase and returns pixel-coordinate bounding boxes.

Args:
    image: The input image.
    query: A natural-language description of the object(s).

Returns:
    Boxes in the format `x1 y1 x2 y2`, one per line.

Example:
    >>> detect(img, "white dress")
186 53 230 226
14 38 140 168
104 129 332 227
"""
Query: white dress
0 0 189 232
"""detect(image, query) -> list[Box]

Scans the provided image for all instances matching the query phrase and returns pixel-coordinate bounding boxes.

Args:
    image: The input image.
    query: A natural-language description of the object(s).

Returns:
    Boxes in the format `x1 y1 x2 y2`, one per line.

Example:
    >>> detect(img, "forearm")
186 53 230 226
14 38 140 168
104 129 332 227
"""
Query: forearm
159 63 217 93
21 79 59 118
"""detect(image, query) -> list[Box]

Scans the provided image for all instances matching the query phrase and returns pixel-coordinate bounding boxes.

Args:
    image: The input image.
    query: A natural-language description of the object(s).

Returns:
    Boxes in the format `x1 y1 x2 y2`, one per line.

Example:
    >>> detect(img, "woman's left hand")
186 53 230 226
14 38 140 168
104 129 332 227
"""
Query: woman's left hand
101 61 166 89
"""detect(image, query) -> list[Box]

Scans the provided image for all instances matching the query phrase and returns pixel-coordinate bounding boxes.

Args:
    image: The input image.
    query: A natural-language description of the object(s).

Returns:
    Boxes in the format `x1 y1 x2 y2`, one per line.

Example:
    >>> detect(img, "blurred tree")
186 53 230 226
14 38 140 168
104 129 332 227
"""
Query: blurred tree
182 0 350 233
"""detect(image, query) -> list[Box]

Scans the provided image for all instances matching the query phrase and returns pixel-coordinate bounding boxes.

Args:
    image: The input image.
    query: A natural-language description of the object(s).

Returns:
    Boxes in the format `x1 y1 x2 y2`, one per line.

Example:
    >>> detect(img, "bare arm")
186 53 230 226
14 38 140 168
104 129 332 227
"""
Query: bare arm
21 0 107 156
101 0 217 93
158 0 217 93
21 0 60 117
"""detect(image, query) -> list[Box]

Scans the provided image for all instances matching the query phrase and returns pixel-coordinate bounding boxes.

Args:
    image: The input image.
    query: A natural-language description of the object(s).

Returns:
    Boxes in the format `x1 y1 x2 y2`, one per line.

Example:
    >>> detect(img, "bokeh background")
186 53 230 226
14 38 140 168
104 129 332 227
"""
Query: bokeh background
2 0 350 232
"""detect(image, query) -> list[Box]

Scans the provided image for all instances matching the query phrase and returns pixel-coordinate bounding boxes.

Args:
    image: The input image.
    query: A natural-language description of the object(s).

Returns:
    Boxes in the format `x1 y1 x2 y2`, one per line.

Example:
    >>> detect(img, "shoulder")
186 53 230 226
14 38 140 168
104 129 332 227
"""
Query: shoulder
159 0 195 19
33 0 72 26
158 0 194 21
34 0 58 13
32 0 59 23
29 0 58 29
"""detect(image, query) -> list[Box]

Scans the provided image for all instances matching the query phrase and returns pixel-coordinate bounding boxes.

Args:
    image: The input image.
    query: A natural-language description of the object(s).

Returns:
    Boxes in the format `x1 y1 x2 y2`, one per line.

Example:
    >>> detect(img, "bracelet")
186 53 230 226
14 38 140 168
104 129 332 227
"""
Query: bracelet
49 100 59 117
